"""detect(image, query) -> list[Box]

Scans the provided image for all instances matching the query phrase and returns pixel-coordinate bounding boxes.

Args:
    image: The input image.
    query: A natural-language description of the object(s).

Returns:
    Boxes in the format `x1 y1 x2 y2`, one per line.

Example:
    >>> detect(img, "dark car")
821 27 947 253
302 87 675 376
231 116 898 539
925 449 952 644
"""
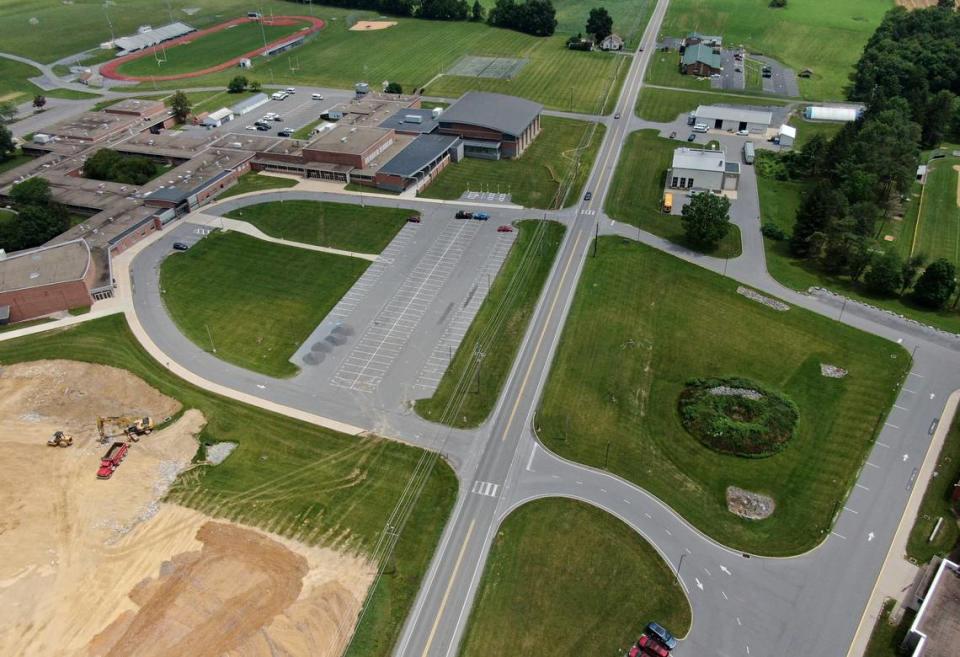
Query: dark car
278 128 294 137
255 123 270 131
497 225 514 233
645 623 677 651
172 242 189 251
687 133 697 142
272 115 283 121
407 215 421 223
474 212 490 221
584 191 592 201
455 210 473 219
614 112 621 119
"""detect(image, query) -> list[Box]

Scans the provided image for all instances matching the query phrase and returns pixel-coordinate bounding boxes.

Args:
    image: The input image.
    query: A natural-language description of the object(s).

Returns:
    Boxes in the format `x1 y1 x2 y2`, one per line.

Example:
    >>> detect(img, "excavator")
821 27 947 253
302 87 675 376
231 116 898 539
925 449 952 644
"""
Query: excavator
96 416 155 443
47 431 74 448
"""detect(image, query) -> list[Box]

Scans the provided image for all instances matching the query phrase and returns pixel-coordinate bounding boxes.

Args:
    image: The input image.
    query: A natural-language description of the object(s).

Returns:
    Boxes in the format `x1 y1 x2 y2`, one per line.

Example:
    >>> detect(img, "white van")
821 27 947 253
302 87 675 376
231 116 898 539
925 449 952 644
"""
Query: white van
285 87 296 94
311 93 324 100
271 92 287 101
693 123 709 133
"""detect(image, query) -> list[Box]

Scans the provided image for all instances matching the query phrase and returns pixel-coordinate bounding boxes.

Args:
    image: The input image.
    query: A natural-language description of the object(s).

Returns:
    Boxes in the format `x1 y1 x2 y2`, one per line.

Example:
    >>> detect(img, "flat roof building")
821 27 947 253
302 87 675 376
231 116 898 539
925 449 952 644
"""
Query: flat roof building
302 125 396 169
668 147 727 192
694 105 773 133
374 134 462 192
378 109 441 135
903 559 960 657
0 239 96 323
438 91 542 159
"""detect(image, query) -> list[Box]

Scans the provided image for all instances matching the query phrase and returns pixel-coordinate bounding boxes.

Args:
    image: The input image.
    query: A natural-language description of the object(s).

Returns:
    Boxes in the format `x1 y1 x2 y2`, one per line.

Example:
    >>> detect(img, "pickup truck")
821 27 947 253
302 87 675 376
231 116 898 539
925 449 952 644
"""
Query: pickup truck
97 442 129 479
455 211 473 219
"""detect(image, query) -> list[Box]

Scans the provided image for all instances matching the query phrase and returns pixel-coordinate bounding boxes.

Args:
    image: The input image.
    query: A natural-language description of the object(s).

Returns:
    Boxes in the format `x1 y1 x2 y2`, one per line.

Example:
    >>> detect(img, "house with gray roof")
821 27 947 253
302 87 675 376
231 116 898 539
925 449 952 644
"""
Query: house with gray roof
437 92 542 160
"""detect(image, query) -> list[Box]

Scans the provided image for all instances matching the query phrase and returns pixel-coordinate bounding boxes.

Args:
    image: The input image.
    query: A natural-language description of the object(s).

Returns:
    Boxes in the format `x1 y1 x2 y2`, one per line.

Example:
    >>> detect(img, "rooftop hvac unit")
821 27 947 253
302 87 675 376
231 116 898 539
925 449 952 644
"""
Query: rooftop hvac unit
431 107 443 119
405 114 423 124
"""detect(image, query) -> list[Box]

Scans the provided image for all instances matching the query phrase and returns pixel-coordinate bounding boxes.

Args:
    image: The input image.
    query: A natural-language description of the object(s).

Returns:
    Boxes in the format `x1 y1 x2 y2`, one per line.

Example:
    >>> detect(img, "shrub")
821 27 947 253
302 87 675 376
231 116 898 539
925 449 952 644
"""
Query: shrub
761 222 788 240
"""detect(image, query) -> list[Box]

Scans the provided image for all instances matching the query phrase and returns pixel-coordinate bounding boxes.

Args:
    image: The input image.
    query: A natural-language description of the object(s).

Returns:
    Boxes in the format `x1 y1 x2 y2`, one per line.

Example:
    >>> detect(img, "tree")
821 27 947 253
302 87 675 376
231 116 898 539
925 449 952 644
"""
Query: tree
912 258 957 309
937 0 954 8
0 100 17 124
170 90 191 124
488 0 557 36
10 177 53 208
921 90 957 148
899 253 926 296
0 125 15 162
13 204 69 250
789 182 847 257
585 7 613 41
769 0 787 6
472 0 485 21
83 148 158 185
250 80 262 92
864 250 903 297
385 81 403 94
32 95 46 111
681 192 732 249
227 75 248 93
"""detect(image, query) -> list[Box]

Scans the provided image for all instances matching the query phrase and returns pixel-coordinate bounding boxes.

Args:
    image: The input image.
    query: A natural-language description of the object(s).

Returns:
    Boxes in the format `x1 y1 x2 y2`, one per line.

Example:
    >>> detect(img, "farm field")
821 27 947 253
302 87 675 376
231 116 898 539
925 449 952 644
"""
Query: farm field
458 498 691 657
225 200 412 253
658 0 893 100
159 231 368 377
114 20 308 78
416 220 565 428
218 171 298 198
537 238 909 555
635 86 787 122
606 130 741 258
545 0 654 47
905 413 960 564
0 315 456 657
757 176 960 335
909 157 960 266
421 116 605 209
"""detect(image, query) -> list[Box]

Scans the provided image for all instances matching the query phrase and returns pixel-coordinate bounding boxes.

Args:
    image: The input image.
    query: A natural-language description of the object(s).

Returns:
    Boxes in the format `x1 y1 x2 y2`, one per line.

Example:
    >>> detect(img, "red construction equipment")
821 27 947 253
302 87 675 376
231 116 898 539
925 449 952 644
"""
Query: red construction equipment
96 442 129 479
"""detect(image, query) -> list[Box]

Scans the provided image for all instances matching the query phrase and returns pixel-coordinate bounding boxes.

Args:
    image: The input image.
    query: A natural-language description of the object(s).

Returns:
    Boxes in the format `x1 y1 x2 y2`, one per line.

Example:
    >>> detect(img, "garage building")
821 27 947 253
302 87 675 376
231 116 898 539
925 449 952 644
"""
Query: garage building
667 147 739 192
694 105 772 133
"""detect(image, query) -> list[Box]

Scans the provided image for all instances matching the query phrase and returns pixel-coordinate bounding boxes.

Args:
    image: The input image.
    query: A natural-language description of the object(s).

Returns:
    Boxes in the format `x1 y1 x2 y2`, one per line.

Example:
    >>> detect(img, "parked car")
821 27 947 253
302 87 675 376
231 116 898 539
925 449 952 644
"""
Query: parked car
734 66 742 72
172 242 189 251
255 123 270 131
312 93 324 100
692 123 709 133
497 225 514 233
737 129 749 136
614 112 621 119
637 634 669 657
455 211 473 219
278 128 294 137
245 124 258 131
584 191 592 201
285 87 296 94
474 212 490 221
272 115 283 122
687 133 697 142
407 215 421 223
645 623 677 651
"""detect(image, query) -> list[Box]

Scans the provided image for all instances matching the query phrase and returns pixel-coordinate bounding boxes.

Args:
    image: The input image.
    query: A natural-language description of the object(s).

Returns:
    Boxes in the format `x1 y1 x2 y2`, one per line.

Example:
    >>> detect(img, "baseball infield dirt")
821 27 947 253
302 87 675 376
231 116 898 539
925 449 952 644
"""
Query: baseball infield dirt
349 20 398 30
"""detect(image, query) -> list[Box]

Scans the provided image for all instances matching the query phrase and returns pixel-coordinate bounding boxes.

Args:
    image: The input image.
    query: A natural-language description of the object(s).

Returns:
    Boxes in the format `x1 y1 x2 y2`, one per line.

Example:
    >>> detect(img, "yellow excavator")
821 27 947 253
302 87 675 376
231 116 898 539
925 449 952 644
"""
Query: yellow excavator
96 416 155 443
47 431 74 447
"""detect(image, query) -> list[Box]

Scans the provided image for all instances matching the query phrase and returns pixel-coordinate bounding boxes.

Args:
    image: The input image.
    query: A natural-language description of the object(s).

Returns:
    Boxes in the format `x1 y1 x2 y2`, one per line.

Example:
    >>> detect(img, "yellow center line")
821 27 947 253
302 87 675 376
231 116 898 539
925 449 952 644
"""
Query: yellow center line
420 519 476 657
501 231 584 442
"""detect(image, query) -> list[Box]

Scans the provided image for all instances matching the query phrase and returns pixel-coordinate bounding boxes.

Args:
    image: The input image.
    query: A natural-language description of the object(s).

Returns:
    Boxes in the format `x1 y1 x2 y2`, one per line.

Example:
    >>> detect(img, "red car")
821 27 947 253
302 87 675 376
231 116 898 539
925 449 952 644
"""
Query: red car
637 634 670 657
407 215 421 223
497 225 514 233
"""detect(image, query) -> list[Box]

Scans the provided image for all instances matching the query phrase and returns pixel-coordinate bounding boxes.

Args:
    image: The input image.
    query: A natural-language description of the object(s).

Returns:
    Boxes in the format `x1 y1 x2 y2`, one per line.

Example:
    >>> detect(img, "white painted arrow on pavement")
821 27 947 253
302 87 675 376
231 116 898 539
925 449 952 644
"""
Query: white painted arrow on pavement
720 565 731 575
867 532 875 542
695 577 704 591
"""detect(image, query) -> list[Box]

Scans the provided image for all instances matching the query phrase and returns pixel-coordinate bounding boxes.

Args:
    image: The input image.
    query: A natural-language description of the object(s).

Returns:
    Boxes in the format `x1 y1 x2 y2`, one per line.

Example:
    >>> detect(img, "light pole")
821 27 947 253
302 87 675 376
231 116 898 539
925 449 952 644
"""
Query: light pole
676 552 686 578
103 3 115 43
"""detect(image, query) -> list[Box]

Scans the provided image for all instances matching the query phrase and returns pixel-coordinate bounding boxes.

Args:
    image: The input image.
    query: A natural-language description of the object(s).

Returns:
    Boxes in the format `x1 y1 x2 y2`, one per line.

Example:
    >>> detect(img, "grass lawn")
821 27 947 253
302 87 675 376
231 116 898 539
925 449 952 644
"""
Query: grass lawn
905 413 960 564
645 52 712 91
635 86 787 122
606 130 742 258
218 171 298 198
864 599 916 657
546 0 655 47
420 116 604 209
292 118 323 140
416 220 565 428
792 117 843 149
226 200 412 253
459 498 691 657
160 231 368 377
757 176 960 335
537 238 909 555
0 313 456 657
909 157 960 264
659 0 893 100
0 58 96 105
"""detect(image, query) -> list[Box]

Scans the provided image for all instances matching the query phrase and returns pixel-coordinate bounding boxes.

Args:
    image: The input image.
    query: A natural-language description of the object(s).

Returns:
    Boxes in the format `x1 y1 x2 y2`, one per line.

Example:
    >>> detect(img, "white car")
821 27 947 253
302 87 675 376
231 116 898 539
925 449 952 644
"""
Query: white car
285 87 296 94
245 124 258 130
311 93 324 100
737 129 750 136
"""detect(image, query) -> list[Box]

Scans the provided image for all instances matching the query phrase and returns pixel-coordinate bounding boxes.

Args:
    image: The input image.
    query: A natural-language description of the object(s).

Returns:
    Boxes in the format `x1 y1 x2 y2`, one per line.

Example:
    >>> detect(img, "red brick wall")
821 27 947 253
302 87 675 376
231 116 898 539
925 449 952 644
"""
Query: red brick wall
0 280 93 323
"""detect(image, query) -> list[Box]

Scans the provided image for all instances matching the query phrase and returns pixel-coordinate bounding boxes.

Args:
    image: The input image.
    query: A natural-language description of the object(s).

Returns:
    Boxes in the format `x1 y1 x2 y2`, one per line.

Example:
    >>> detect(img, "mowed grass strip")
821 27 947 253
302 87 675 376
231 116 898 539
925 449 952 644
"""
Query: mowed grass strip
537 238 908 555
115 20 306 77
226 200 411 253
635 86 788 122
458 498 691 657
911 157 960 265
606 130 742 258
159 231 368 377
420 116 605 209
906 412 960 564
659 0 891 100
864 599 917 657
218 171 298 198
0 314 456 657
416 220 565 428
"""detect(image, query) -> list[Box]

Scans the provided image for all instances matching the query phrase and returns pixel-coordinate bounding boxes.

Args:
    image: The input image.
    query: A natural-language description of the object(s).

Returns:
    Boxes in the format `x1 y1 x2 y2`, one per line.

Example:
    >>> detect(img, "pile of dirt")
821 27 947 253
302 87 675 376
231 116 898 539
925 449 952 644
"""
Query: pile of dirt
726 486 776 520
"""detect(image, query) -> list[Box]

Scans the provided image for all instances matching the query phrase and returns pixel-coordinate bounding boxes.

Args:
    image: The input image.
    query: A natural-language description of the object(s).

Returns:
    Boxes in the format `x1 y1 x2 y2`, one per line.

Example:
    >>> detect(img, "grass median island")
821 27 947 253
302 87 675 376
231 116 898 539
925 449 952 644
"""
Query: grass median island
226 200 411 253
0 313 456 657
420 117 604 209
159 231 368 377
458 498 691 657
218 171 298 198
606 130 742 258
537 238 909 555
635 87 788 122
416 220 565 428
906 413 960 564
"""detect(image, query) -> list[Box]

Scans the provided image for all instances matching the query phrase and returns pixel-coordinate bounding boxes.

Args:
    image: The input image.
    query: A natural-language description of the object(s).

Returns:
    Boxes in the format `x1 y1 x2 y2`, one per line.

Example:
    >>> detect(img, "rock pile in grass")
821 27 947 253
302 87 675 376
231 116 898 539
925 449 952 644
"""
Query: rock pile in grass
737 286 790 312
726 486 775 520
820 364 848 378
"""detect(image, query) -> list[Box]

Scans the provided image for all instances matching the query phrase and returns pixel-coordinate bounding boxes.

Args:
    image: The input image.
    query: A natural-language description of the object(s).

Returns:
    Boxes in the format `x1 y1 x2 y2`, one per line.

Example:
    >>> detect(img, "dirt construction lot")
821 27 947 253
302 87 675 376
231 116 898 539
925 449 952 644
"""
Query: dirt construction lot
0 360 374 657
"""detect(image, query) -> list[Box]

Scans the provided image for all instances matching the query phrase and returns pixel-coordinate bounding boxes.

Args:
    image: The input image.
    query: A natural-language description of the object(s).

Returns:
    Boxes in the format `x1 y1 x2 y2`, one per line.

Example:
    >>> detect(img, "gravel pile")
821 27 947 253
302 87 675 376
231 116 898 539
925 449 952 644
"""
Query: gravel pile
820 364 848 378
206 442 237 465
737 286 790 312
726 486 776 520
709 386 763 400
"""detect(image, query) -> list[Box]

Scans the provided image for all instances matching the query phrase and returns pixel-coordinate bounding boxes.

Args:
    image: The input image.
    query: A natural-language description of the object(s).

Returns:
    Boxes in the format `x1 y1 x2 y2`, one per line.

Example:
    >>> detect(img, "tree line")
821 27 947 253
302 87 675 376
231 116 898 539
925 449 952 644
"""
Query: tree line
764 3 960 311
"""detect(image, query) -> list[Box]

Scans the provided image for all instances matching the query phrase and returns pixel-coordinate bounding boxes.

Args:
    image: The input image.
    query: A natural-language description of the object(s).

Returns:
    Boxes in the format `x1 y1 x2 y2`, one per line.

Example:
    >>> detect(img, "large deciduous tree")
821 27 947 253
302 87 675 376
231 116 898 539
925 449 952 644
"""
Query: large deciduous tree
912 258 957 309
170 90 191 124
681 192 731 249
586 7 613 41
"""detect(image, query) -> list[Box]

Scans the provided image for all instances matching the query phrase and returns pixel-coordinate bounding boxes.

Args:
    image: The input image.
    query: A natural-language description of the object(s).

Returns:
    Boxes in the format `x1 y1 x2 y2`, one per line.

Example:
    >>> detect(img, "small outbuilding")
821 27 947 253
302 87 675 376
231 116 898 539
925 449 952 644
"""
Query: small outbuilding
201 107 234 128
694 105 772 133
777 124 796 148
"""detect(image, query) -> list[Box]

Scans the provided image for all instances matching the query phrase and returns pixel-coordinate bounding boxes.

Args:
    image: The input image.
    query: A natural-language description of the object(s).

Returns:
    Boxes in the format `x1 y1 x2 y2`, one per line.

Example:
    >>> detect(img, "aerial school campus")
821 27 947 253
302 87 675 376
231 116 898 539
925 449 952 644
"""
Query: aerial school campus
1 0 960 656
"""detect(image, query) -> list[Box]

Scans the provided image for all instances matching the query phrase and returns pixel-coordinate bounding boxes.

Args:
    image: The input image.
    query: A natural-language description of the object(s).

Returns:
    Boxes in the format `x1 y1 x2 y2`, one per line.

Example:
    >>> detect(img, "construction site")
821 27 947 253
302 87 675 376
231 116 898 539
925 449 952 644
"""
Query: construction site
0 360 375 657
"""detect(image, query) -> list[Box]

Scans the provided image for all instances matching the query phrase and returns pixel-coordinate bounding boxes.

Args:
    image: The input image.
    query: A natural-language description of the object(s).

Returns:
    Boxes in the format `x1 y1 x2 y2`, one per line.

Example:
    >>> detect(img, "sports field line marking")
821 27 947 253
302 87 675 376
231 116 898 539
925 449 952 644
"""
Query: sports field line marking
420 519 475 657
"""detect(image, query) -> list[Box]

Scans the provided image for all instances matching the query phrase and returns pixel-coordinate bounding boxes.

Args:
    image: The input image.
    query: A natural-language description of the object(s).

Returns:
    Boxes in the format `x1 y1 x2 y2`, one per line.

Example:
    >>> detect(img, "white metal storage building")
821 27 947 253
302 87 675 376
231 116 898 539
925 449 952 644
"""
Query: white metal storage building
230 93 269 116
778 124 796 147
201 107 234 128
693 105 773 133
803 106 861 122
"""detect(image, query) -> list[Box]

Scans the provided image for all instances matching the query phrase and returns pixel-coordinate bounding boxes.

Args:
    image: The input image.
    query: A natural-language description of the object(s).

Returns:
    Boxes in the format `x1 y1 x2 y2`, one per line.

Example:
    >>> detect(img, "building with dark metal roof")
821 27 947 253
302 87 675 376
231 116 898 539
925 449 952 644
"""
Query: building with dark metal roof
438 92 542 159
374 135 462 192
681 44 721 76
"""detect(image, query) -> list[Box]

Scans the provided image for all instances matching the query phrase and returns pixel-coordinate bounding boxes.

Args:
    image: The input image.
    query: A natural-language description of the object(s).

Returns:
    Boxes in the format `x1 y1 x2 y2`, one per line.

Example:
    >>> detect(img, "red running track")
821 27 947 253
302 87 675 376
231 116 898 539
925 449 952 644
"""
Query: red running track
100 16 324 82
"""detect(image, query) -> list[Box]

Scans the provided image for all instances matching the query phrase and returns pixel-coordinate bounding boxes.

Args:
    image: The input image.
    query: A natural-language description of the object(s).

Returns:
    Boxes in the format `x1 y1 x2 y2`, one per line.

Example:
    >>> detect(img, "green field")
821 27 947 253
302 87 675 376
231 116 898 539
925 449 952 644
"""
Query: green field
537 238 909 555
116 21 306 77
159 231 367 377
645 51 712 91
757 176 960 335
548 0 654 47
218 171 298 198
416 220 564 428
0 57 100 104
906 413 960 564
659 0 893 100
0 314 456 657
864 599 916 657
909 157 960 264
421 116 604 209
791 117 843 149
635 86 788 122
606 130 741 258
226 200 412 253
459 498 691 657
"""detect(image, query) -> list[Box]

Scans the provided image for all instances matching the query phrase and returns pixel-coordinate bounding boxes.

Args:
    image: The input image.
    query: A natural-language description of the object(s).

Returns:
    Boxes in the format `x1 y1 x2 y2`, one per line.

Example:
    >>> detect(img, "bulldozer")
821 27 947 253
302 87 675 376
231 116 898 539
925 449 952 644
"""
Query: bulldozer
97 416 155 443
47 431 74 448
